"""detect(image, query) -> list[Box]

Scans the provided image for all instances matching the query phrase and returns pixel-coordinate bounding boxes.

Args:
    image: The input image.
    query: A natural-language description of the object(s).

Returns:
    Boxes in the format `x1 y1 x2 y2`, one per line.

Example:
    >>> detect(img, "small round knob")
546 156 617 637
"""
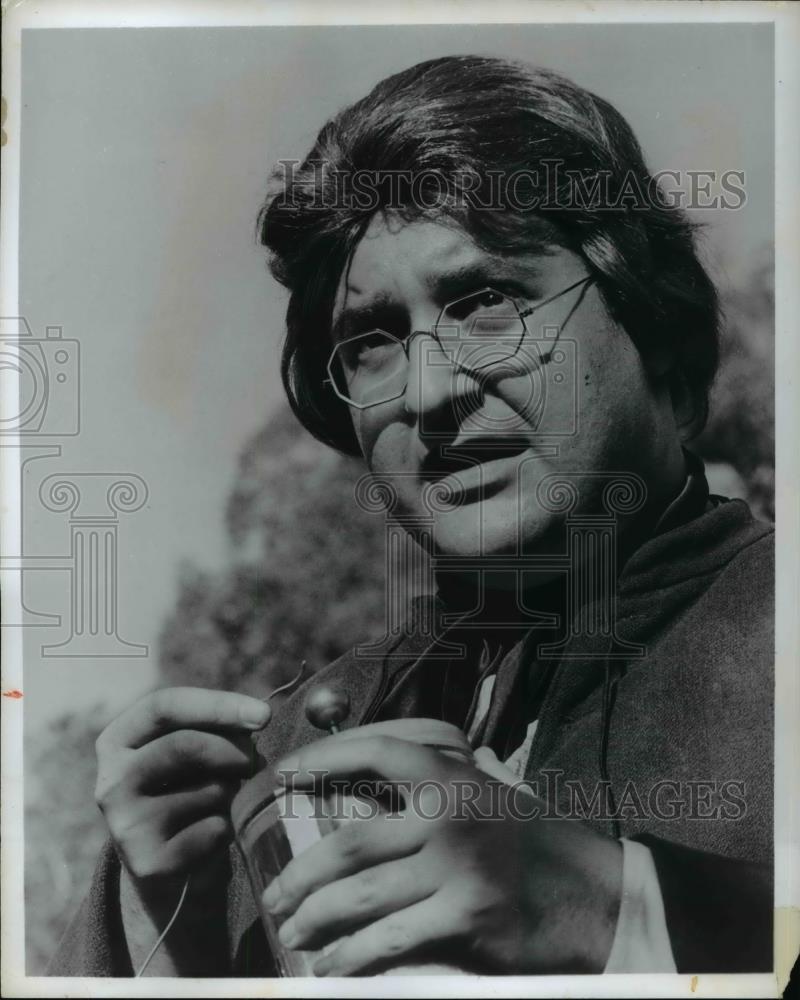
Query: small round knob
305 685 351 733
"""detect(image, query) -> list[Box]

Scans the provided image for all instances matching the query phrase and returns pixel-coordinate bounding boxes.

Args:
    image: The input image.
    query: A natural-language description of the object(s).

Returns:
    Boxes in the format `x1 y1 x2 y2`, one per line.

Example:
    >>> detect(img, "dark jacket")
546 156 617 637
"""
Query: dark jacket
49 482 774 976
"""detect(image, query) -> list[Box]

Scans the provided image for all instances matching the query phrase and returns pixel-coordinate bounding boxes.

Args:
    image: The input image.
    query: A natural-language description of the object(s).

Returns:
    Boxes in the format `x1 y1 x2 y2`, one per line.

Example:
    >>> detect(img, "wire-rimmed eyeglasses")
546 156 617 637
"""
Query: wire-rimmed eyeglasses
325 275 593 410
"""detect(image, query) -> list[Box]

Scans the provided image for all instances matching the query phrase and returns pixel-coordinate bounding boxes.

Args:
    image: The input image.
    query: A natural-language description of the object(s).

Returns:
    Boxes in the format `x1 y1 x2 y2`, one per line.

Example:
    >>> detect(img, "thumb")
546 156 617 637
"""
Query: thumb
474 747 537 799
474 746 519 784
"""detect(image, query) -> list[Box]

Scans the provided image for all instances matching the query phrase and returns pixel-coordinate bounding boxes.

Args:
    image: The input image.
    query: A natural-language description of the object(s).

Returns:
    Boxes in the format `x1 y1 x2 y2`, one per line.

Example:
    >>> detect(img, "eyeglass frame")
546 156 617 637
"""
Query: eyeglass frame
324 273 594 410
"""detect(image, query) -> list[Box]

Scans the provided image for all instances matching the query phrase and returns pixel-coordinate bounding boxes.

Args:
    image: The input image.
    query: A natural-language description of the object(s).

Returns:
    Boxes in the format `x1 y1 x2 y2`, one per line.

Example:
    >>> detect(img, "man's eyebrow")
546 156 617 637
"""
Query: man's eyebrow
331 294 399 343
423 257 543 299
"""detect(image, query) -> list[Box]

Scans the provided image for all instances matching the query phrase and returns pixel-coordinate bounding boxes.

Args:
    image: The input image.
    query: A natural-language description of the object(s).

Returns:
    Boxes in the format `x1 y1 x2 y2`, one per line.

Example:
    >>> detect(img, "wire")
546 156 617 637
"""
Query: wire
263 659 307 703
134 877 191 977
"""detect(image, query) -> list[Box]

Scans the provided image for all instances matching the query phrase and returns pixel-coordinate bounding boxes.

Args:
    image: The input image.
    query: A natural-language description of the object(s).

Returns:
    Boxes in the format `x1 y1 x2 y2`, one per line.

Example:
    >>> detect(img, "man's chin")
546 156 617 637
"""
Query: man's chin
426 498 556 560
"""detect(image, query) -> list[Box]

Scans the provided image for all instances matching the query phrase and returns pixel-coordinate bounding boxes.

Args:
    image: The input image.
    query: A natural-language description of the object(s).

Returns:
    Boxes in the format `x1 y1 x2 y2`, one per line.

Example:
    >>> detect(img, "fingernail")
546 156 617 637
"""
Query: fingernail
262 879 281 910
313 955 333 977
278 918 298 948
242 701 271 729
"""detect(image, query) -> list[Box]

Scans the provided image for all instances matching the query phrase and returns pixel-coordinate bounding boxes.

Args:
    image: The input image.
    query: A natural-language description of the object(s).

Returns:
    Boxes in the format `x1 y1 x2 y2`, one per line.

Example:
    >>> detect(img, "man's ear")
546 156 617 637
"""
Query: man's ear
667 372 700 441
644 348 698 440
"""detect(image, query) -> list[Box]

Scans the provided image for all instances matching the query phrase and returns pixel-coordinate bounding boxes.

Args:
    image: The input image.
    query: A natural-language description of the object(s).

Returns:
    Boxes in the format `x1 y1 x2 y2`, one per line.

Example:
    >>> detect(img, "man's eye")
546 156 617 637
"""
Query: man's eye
341 331 396 369
445 289 508 321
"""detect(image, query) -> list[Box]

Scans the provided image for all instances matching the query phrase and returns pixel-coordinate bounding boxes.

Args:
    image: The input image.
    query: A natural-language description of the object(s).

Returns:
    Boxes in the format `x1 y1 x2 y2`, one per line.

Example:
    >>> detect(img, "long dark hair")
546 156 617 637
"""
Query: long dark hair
259 55 719 455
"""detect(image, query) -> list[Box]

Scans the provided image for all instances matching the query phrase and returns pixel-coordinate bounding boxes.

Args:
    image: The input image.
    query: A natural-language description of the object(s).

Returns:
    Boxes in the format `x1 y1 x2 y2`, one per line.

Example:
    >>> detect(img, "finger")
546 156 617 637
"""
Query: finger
99 687 271 750
473 746 518 784
277 735 453 788
263 812 426 917
165 813 234 862
132 729 255 791
108 780 236 839
129 814 233 880
473 747 538 799
311 894 459 977
277 855 437 952
151 781 238 839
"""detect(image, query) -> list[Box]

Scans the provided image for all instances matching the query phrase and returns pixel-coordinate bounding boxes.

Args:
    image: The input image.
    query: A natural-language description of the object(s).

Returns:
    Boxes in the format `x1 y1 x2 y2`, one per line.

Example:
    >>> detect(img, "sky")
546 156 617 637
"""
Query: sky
17 22 773 732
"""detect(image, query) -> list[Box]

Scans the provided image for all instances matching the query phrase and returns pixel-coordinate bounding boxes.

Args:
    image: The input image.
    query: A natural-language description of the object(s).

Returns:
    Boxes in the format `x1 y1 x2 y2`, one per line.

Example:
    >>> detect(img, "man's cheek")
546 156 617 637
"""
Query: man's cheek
491 372 543 428
492 369 574 438
358 421 414 486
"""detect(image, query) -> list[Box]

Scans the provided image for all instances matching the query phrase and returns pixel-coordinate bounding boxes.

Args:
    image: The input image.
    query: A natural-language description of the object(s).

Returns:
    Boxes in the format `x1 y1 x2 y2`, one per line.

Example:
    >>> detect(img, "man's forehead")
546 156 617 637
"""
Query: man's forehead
337 212 558 305
343 216 480 297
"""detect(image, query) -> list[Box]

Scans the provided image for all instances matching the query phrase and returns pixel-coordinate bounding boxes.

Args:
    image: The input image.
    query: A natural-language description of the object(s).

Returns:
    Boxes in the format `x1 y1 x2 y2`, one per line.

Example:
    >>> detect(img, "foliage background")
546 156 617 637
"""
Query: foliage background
25 248 774 972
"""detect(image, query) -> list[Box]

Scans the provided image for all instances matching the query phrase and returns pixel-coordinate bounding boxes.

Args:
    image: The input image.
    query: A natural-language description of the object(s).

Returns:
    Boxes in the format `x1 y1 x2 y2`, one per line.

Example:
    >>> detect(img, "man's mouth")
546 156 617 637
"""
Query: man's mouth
420 436 532 488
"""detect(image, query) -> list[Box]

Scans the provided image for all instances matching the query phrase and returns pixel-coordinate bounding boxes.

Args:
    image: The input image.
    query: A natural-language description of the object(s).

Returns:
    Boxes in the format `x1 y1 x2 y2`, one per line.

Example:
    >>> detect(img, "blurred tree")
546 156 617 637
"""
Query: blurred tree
158 406 391 697
25 708 109 973
694 245 774 519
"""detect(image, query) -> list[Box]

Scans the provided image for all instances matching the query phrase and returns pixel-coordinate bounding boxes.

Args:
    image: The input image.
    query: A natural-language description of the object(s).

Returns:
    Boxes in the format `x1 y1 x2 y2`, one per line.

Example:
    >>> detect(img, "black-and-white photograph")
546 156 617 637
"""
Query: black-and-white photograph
2 3 798 996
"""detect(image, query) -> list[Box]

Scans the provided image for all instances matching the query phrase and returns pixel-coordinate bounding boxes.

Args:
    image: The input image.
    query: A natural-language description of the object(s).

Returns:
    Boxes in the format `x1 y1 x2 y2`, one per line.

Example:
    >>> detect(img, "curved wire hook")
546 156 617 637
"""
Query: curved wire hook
264 660 308 704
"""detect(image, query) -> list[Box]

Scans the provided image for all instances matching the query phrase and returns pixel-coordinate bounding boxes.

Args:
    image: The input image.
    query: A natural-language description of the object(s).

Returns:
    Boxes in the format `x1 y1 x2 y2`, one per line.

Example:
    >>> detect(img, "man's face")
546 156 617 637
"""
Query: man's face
332 213 679 557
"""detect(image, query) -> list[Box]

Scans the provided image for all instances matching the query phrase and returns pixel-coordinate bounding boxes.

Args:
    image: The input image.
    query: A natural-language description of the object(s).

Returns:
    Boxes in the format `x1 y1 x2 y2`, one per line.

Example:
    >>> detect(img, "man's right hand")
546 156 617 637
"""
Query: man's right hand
95 686 271 883
94 687 271 974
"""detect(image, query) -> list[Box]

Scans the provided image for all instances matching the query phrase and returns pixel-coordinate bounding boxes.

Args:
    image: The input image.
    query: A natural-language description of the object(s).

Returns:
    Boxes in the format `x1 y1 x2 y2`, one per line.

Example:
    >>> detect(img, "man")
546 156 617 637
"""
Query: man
50 55 773 977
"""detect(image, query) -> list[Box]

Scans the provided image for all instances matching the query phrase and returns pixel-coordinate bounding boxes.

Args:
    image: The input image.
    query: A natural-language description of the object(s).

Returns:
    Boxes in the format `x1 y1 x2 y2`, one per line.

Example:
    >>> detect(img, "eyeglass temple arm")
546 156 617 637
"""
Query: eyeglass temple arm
518 275 592 320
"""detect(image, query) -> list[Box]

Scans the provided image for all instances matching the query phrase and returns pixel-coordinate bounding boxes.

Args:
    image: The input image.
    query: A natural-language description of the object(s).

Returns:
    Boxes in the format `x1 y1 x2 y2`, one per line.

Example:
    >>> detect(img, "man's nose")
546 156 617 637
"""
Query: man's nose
403 331 483 428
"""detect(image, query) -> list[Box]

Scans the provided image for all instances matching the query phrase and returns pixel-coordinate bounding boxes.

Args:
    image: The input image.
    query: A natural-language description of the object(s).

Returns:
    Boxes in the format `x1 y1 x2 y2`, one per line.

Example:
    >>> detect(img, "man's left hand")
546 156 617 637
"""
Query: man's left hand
265 734 623 976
